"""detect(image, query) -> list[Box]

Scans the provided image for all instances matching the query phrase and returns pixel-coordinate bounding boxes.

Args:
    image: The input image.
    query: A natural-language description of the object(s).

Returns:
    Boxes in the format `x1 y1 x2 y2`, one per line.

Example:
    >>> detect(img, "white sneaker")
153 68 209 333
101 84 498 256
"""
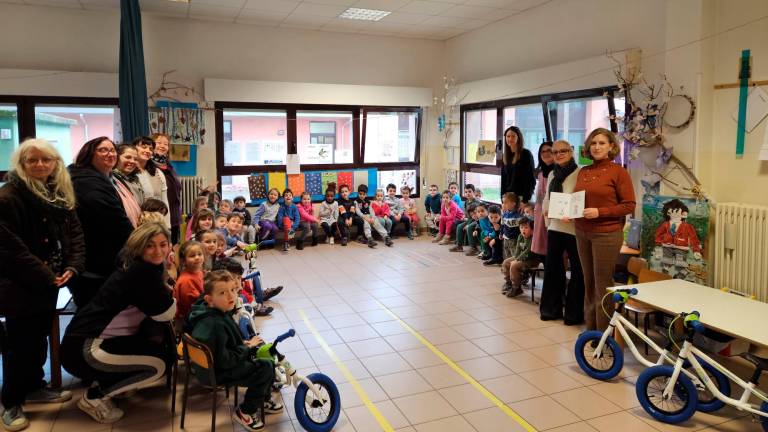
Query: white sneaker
329 237 335 245
77 394 124 424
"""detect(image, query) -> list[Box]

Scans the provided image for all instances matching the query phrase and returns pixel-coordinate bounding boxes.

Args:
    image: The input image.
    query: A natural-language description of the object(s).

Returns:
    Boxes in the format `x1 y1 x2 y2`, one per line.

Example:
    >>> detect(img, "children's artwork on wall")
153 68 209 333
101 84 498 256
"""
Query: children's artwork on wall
287 174 305 194
337 171 353 190
321 171 337 193
149 102 205 145
353 170 368 191
267 172 287 192
170 144 191 162
248 174 266 200
641 194 709 284
475 140 496 163
305 172 323 195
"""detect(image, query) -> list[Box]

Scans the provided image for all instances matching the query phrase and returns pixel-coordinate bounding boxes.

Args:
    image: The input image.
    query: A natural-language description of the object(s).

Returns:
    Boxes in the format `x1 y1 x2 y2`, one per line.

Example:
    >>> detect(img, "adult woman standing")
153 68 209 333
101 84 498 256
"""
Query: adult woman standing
574 128 635 331
539 140 584 324
113 144 144 204
151 133 182 244
500 126 536 203
0 139 85 431
61 222 176 424
531 141 555 257
68 137 134 307
134 136 169 227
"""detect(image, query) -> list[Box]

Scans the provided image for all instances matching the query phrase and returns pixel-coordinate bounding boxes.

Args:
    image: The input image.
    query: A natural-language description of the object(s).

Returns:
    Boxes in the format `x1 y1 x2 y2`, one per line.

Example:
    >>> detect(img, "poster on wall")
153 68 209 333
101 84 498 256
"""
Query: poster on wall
302 143 333 164
641 194 709 285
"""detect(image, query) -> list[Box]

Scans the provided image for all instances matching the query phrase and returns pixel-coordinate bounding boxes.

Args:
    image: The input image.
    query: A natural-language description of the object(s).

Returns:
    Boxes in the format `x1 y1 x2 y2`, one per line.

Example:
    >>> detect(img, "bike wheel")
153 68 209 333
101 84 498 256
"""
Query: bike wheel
686 356 730 413
636 365 698 424
760 401 768 432
294 373 341 432
574 330 624 380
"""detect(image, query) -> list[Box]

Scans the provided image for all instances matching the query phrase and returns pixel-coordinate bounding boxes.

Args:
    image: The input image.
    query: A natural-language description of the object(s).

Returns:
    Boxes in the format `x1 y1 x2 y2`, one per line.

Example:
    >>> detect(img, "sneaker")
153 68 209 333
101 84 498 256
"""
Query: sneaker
356 236 368 244
253 304 274 316
478 254 491 260
282 243 289 252
483 259 502 266
26 387 72 404
449 245 464 252
465 247 479 256
262 286 283 301
296 240 304 250
288 230 295 239
407 231 414 240
77 394 124 424
506 287 524 298
502 281 512 293
385 237 393 247
234 407 264 431
341 237 348 246
438 237 452 245
329 237 335 245
311 237 318 246
264 395 284 414
367 238 377 248
432 234 443 243
1 406 28 432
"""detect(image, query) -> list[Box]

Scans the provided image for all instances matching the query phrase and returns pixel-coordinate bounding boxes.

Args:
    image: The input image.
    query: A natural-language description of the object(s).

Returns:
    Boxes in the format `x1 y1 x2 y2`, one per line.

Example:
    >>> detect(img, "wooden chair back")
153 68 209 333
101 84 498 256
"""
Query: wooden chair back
638 268 673 283
627 257 649 278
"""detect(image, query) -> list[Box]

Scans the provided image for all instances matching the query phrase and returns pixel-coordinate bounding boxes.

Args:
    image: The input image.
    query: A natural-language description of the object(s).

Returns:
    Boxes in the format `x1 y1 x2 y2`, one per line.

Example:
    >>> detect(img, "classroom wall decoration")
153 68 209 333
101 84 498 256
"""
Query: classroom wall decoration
640 194 709 285
287 174 305 194
148 106 205 145
305 172 322 195
248 174 267 200
246 168 377 204
267 172 287 192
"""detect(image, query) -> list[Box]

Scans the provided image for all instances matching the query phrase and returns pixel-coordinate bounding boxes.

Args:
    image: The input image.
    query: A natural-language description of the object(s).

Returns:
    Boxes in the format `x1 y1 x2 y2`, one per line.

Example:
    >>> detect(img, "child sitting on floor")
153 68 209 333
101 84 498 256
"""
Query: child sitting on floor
400 186 419 237
138 198 169 227
188 270 282 430
480 205 504 266
336 184 357 246
214 212 228 235
174 240 205 330
371 189 394 244
450 184 480 254
355 185 391 248
384 183 413 239
232 196 256 243
296 192 319 250
318 189 339 244
434 190 464 245
225 213 250 251
185 196 210 241
276 188 300 252
501 217 537 298
424 184 441 236
189 208 214 241
501 192 522 260
197 229 219 271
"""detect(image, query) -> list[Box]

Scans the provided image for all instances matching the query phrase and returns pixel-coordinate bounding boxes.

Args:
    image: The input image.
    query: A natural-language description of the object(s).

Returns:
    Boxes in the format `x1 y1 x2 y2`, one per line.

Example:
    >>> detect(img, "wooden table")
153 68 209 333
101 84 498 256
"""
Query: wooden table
615 279 768 349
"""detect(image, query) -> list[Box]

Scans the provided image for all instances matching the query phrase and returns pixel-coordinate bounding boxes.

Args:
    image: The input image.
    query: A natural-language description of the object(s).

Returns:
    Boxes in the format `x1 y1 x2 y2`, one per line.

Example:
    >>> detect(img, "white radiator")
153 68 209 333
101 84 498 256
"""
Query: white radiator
714 203 768 301
179 176 206 215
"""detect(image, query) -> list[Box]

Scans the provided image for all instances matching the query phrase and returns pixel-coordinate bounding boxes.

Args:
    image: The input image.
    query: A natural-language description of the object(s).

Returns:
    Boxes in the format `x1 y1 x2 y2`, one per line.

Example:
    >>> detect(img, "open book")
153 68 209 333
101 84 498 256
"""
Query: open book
548 191 585 219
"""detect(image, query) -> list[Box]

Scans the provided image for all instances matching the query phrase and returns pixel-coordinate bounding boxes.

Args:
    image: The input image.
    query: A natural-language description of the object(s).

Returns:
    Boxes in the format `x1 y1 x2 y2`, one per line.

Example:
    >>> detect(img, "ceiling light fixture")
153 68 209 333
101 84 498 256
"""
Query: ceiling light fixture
339 7 390 21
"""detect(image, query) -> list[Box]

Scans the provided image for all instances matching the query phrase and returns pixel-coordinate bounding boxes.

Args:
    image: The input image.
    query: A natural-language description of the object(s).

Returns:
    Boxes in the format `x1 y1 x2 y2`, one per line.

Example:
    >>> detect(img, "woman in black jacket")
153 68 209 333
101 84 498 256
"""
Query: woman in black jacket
68 137 134 307
0 139 85 431
501 126 536 203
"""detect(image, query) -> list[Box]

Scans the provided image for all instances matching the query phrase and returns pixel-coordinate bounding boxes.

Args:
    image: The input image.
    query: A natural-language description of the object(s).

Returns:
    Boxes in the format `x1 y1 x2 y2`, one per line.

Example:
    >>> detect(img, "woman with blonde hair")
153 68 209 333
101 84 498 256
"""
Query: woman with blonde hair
61 222 176 424
0 139 85 431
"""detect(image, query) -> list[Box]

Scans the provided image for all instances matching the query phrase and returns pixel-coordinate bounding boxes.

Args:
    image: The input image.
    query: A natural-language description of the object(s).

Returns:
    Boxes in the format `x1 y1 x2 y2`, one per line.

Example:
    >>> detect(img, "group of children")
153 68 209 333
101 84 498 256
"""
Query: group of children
425 182 540 298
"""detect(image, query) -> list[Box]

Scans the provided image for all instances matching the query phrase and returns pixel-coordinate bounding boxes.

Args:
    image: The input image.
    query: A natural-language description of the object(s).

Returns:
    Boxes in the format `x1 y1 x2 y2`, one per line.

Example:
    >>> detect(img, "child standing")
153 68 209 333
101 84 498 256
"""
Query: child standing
296 192 319 250
174 240 205 324
501 218 537 298
318 189 339 244
251 188 281 243
501 192 522 260
188 270 282 430
336 185 356 246
371 189 394 237
355 185 391 248
277 189 300 252
424 184 441 236
400 186 419 237
434 190 464 245
384 183 413 239
480 205 504 266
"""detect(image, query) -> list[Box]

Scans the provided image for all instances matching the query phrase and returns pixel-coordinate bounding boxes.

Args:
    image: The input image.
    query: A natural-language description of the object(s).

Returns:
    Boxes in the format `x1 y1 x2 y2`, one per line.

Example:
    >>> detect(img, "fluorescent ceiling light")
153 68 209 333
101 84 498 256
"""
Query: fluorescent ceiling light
339 7 390 21
166 0 190 3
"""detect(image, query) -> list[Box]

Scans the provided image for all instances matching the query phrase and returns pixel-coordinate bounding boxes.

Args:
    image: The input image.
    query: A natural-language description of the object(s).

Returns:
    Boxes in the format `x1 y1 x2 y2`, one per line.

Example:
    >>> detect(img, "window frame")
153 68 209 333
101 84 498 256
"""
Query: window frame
459 86 619 198
216 102 422 199
0 95 119 177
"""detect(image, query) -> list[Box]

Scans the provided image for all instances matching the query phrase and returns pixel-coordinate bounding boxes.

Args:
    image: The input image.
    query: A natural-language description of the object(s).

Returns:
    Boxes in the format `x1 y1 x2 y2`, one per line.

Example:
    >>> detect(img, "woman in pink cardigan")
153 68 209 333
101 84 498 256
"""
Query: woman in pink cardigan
434 190 464 245
297 192 319 250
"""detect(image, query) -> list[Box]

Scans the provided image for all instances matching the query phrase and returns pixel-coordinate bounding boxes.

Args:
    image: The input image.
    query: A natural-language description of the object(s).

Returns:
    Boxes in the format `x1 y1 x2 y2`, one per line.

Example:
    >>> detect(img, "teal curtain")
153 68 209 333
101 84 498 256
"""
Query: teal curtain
119 0 149 141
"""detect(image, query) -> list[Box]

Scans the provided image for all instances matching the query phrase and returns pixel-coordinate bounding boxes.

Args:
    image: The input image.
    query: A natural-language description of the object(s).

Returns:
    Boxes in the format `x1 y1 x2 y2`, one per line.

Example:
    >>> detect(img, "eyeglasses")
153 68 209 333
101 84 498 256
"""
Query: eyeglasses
552 149 572 156
96 148 117 155
24 157 56 165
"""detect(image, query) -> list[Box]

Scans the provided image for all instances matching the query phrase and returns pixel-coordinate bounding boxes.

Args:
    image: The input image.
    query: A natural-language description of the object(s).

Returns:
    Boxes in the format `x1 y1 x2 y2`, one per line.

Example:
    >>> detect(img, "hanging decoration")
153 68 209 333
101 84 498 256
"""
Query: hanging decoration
433 76 469 149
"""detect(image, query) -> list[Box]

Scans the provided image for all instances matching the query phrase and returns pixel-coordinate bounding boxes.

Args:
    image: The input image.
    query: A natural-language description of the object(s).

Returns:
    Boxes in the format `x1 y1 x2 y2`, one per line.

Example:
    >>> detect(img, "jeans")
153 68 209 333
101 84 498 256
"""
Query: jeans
320 222 338 239
388 213 411 237
298 221 318 243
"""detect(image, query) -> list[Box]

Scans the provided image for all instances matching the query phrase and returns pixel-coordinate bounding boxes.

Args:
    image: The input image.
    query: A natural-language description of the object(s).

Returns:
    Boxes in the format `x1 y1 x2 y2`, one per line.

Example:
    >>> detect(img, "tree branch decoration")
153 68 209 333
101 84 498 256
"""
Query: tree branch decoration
148 70 212 109
433 76 469 148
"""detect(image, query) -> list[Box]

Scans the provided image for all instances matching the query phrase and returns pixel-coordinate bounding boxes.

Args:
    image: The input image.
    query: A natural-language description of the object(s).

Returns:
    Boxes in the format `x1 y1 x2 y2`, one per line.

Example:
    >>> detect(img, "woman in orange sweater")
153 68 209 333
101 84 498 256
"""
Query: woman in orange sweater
574 128 636 331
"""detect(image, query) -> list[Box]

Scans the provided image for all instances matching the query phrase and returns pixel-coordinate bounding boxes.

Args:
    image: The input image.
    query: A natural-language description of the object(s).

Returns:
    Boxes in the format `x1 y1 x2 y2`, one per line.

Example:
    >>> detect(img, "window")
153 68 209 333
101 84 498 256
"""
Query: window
503 104 547 154
34 105 118 164
552 96 613 164
0 104 19 171
298 111 353 164
377 169 417 193
463 109 497 165
222 109 287 166
464 172 501 203
363 111 418 163
223 120 232 142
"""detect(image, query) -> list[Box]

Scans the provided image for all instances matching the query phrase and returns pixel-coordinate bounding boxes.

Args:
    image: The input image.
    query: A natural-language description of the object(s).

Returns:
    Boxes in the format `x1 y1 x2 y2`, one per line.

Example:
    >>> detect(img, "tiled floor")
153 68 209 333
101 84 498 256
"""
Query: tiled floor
1 237 765 431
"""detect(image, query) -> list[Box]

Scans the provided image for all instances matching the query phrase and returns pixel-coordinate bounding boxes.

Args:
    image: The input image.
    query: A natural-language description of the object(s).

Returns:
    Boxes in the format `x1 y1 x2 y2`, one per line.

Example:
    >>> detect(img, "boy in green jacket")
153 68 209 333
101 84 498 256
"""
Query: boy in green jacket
501 218 538 298
188 270 282 430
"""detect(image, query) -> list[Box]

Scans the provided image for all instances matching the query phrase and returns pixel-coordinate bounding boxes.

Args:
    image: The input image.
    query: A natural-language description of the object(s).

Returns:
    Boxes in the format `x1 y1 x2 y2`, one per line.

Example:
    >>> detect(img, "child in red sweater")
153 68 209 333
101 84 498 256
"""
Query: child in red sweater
296 192 319 250
174 240 205 324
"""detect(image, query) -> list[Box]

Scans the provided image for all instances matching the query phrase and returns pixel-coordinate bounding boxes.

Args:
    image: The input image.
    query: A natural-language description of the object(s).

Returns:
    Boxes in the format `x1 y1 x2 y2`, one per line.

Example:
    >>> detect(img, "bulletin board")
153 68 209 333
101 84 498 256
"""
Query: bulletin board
246 168 378 204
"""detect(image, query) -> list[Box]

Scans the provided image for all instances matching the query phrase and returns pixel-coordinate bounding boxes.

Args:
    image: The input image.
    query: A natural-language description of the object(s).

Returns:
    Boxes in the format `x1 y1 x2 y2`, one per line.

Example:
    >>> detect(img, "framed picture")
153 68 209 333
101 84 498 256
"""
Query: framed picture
170 144 191 162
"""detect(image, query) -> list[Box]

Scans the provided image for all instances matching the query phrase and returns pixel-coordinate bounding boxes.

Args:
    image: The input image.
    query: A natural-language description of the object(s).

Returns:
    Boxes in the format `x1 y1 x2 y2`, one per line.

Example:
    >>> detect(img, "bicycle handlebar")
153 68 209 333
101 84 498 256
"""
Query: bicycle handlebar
683 311 704 334
612 288 638 303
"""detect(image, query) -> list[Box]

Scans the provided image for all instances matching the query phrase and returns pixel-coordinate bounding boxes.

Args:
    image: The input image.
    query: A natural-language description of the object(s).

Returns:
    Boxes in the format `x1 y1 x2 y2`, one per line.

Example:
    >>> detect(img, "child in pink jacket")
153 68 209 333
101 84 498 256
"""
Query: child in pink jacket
297 192 319 250
371 189 394 234
434 190 464 245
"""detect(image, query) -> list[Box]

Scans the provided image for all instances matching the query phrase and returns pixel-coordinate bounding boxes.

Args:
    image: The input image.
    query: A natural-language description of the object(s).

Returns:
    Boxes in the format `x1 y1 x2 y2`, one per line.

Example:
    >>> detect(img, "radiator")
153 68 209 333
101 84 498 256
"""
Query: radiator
179 176 206 215
714 203 768 301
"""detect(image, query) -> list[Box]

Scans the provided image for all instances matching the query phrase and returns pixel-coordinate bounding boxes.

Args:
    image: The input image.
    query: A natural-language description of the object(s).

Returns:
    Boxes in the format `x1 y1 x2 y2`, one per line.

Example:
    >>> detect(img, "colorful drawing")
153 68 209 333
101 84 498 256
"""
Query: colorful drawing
268 172 287 192
337 171 353 191
321 171 337 192
353 170 368 191
641 194 709 285
248 174 266 201
287 174 305 195
305 172 322 195
149 107 205 145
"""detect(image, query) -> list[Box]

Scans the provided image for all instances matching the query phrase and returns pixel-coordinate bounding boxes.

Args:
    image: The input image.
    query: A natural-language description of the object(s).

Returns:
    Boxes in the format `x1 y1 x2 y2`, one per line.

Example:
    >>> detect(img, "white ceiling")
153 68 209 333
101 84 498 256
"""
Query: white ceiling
0 0 552 40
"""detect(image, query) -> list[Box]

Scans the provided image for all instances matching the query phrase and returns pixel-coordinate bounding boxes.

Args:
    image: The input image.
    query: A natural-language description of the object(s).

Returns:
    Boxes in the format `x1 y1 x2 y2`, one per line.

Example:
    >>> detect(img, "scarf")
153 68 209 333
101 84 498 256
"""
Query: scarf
549 159 578 195
152 153 169 166
112 168 139 184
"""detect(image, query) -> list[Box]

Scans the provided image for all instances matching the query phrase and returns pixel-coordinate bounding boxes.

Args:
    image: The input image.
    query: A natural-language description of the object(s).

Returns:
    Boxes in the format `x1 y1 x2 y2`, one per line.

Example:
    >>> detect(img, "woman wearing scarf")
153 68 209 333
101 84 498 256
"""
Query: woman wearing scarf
531 141 555 257
539 140 584 324
112 144 143 227
151 133 182 244
134 136 169 227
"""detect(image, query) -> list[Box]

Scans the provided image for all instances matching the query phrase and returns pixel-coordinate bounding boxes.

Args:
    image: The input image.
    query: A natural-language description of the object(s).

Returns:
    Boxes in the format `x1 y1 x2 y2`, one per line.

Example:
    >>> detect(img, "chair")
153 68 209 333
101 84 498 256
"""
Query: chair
179 333 238 432
50 291 77 388
525 264 546 303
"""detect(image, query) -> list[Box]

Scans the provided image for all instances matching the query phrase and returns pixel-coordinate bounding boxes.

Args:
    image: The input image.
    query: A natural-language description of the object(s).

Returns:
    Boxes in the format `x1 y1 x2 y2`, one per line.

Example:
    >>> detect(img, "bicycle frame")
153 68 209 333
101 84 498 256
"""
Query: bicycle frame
663 340 768 418
275 358 325 403
594 311 707 389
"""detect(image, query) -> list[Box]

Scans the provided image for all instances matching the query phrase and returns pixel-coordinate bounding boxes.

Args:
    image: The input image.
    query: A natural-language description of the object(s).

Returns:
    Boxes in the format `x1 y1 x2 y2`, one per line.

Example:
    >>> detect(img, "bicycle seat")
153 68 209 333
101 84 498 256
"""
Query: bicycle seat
740 352 768 371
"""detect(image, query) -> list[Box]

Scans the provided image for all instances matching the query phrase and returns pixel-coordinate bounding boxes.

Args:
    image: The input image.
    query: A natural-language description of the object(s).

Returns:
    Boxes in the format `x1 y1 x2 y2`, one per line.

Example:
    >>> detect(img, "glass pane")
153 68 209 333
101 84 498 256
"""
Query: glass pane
503 104 546 155
34 105 118 165
221 175 251 203
223 109 287 166
464 109 496 165
0 104 20 171
364 112 418 163
464 171 501 203
377 169 417 194
298 111 353 164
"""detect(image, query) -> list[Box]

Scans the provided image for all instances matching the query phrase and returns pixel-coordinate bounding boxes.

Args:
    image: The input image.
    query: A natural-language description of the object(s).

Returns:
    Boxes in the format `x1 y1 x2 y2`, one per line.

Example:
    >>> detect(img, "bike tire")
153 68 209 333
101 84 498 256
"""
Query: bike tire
760 401 768 432
687 356 730 413
636 365 698 424
574 330 624 380
294 373 341 432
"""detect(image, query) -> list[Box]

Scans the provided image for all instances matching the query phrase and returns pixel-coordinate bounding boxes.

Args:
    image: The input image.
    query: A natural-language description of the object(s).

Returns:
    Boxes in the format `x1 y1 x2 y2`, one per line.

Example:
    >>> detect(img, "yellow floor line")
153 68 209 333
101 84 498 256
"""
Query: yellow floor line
374 300 538 432
298 309 395 432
